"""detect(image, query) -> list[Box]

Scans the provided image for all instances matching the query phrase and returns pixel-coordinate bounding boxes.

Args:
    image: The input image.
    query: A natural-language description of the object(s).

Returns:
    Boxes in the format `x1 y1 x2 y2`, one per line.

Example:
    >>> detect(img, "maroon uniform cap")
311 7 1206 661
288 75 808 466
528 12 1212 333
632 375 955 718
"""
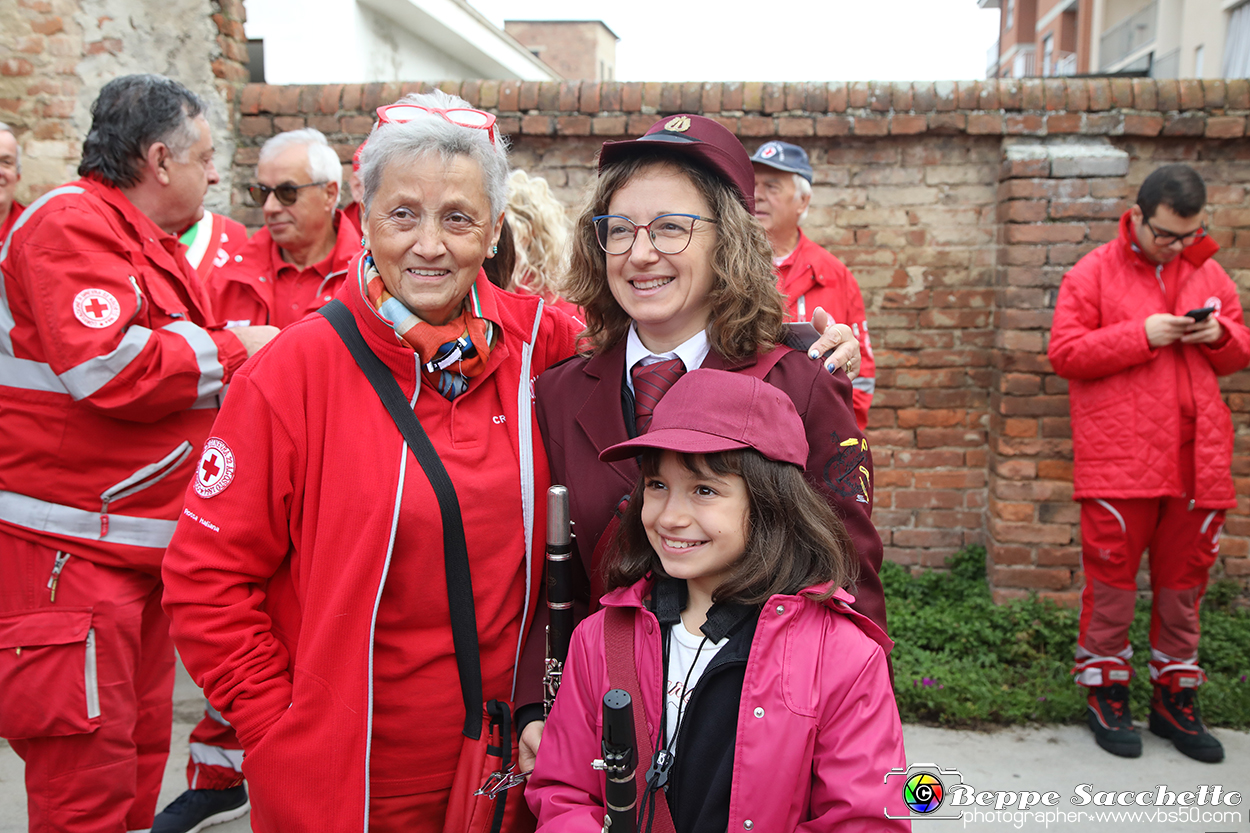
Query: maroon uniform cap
598 114 755 214
600 369 808 468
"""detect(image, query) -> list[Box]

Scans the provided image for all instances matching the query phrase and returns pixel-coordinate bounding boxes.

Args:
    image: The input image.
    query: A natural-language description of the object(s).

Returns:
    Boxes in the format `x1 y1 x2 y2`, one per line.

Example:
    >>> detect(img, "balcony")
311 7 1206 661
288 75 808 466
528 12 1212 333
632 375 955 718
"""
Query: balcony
1050 51 1078 76
1099 1 1157 71
1009 45 1037 77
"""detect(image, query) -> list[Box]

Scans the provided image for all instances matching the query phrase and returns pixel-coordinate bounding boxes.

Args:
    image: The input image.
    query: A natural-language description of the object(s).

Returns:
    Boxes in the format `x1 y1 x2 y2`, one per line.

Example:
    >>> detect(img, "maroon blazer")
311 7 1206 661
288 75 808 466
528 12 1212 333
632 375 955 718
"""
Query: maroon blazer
516 337 886 707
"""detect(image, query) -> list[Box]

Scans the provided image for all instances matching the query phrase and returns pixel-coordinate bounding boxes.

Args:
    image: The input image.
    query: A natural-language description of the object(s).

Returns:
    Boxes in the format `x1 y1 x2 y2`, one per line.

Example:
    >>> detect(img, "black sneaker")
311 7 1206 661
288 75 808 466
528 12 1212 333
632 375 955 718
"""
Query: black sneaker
151 785 249 833
1149 685 1225 763
1086 684 1141 758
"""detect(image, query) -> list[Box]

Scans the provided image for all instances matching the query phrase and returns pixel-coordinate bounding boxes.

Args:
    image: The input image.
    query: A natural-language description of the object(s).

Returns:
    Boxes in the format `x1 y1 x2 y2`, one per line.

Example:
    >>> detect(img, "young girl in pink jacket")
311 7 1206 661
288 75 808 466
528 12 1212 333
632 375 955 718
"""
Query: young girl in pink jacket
526 369 911 832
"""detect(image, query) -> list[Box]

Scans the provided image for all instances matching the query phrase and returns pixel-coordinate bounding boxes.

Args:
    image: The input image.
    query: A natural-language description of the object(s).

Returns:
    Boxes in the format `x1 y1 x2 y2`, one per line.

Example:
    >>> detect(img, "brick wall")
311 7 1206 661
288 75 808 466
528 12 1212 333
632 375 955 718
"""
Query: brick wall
231 78 1250 600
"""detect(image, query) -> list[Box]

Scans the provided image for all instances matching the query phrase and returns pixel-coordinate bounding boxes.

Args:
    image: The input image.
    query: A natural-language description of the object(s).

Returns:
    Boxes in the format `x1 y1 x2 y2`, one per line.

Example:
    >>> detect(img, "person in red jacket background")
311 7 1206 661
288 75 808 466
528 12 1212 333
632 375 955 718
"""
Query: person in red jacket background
0 74 277 833
751 140 875 429
209 128 361 329
1049 164 1250 764
0 122 24 242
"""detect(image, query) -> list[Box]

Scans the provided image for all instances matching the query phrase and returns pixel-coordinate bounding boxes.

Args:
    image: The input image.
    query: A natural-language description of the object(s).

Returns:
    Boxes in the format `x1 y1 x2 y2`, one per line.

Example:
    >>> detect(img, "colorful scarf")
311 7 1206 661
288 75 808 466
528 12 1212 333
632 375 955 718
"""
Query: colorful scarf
362 254 494 400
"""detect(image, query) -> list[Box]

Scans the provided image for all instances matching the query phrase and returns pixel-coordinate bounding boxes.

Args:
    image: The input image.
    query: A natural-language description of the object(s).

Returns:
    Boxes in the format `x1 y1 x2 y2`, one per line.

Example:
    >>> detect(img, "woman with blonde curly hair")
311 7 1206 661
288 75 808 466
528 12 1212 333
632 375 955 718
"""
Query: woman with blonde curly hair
513 114 883 770
505 170 579 314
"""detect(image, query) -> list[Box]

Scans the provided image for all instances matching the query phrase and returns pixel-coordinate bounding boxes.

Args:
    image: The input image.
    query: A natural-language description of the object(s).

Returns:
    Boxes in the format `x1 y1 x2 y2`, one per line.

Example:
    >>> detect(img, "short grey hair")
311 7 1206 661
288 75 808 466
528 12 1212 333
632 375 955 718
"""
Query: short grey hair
794 174 811 225
360 89 510 218
259 128 342 188
0 122 19 174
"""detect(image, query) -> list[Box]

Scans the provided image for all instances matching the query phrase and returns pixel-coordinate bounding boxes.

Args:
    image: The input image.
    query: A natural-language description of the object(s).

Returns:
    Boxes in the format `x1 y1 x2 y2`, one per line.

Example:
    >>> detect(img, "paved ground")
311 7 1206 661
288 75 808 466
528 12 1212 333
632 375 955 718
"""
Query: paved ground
1 658 1246 832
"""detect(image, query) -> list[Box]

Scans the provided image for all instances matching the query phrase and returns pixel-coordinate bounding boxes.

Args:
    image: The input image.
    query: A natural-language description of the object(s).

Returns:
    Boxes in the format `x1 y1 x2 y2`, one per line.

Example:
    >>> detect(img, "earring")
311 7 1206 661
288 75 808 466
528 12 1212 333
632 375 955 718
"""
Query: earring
491 245 498 255
361 236 368 247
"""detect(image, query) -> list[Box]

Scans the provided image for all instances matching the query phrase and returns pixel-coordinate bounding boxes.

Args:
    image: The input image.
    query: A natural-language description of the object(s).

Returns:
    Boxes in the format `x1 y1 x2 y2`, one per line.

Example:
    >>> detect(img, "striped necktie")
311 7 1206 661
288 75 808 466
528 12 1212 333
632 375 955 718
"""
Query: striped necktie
632 357 686 435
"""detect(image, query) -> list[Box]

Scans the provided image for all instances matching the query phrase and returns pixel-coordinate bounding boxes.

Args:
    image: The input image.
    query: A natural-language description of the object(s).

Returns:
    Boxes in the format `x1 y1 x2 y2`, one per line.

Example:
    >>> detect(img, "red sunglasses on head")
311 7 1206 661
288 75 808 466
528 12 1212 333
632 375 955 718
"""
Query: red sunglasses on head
375 104 498 144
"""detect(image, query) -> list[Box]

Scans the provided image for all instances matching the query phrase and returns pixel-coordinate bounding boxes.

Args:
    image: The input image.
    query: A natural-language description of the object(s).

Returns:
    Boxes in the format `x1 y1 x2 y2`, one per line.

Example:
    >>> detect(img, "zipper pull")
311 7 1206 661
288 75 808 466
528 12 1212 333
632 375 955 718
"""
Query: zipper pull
47 551 70 602
100 497 110 538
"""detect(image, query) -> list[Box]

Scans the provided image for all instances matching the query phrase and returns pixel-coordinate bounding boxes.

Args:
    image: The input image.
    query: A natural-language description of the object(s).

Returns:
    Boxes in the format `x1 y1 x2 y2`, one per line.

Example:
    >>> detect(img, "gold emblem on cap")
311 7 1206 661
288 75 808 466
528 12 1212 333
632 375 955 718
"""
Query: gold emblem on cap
664 116 692 133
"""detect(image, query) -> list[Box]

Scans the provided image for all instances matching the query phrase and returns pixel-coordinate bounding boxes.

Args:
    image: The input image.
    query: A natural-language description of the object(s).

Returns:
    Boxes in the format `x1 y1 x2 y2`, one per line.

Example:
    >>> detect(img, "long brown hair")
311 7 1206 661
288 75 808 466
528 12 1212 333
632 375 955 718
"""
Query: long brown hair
564 154 787 362
605 449 856 605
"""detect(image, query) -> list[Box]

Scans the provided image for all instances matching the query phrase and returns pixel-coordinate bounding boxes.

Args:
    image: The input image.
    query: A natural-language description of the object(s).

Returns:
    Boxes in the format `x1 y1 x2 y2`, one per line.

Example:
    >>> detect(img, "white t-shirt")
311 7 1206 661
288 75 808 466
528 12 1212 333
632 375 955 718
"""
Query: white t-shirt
663 621 727 755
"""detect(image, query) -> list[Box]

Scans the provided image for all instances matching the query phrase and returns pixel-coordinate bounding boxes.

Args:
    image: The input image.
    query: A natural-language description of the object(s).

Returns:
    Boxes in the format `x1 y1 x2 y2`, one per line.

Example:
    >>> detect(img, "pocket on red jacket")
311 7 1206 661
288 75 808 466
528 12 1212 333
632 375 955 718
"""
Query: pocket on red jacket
0 608 100 739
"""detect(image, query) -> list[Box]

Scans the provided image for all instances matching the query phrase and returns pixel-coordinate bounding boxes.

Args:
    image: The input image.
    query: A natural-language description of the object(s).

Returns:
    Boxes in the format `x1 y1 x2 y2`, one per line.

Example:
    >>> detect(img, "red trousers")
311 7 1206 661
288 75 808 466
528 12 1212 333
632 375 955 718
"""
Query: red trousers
0 533 174 833
186 704 244 789
1074 445 1222 690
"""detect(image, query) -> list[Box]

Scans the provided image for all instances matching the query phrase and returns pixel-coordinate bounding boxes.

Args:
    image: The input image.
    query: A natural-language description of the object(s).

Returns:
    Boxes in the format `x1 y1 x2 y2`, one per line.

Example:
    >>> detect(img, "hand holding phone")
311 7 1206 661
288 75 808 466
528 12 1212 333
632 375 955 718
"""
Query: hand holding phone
1185 306 1216 322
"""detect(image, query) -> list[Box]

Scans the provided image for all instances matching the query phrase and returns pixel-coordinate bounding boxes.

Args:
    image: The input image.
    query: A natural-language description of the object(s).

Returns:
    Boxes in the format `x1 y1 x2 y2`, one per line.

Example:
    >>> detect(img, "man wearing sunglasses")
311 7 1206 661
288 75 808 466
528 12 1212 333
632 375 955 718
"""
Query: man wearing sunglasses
209 128 361 329
1050 164 1250 765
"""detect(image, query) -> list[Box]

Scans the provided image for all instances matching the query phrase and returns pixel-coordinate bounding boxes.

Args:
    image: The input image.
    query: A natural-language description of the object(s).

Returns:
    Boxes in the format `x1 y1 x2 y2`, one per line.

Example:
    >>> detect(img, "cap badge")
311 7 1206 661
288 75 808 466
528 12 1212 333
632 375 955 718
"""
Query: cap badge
663 116 692 133
761 144 779 159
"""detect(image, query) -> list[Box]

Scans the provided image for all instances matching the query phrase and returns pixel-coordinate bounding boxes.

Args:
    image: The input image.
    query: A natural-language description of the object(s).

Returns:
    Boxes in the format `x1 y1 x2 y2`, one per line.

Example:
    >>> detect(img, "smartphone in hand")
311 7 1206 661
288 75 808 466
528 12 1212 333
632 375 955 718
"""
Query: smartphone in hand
1185 306 1216 322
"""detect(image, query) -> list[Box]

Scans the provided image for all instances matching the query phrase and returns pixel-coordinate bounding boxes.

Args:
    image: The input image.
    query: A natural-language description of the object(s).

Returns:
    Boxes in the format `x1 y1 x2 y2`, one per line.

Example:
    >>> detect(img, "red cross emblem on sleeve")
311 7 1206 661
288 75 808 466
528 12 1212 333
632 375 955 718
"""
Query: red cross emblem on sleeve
72 288 122 328
194 438 236 498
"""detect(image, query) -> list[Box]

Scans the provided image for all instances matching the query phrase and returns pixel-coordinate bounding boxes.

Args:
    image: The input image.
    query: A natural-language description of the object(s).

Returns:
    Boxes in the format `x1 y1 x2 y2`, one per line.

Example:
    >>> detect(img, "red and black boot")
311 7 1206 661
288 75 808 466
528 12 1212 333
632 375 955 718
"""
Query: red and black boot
1149 683 1224 763
1086 684 1142 758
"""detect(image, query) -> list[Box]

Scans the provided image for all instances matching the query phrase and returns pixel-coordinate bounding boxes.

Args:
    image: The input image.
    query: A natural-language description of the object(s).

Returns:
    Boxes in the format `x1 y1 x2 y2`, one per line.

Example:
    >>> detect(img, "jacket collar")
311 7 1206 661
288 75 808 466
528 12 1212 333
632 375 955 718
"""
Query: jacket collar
1118 209 1220 270
577 339 641 488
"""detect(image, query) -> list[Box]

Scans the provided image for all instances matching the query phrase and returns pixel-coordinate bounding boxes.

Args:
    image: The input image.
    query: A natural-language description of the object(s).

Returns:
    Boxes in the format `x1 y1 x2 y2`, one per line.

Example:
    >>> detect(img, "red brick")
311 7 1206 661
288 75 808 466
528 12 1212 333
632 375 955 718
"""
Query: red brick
1037 460 1073 480
273 115 304 132
890 115 927 135
929 113 966 133
815 116 852 136
1 58 34 76
1005 114 1045 135
1202 79 1226 110
825 82 847 113
803 81 827 112
1157 79 1180 111
520 115 552 134
576 82 598 114
340 115 373 134
1123 115 1164 136
992 566 1071 590
599 82 621 111
895 490 965 510
853 116 889 137
659 82 681 112
1178 79 1204 111
761 82 785 114
967 114 1003 135
537 81 561 111
892 450 966 468
777 117 814 137
701 82 722 113
1043 79 1066 110
912 82 936 111
555 81 578 112
238 115 272 136
893 529 964 548
1226 79 1250 110
556 115 591 135
721 82 743 111
1020 78 1044 110
738 116 773 137
1046 113 1081 134
592 115 626 135
998 78 1022 110
341 84 363 111
1109 78 1134 108
1005 224 1086 244
1050 199 1123 220
742 82 763 111
30 15 64 34
1162 115 1205 137
990 544 1033 565
492 81 515 112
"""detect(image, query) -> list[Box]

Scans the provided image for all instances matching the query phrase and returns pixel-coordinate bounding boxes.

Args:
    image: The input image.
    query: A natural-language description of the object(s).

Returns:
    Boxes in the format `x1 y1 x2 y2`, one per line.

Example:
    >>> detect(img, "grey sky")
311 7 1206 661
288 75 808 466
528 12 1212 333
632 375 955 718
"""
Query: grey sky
470 0 1003 82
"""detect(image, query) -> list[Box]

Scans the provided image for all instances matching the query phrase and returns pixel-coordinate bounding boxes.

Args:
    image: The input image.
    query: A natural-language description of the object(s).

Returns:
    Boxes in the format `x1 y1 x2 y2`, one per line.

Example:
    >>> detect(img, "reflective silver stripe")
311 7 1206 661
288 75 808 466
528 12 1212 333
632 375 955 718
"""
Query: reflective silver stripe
58 327 153 399
797 294 806 320
1094 499 1127 534
1199 510 1217 535
85 627 100 719
852 376 876 394
510 300 542 701
189 742 244 772
100 442 193 503
161 321 225 401
0 353 67 393
206 702 231 727
1 187 88 357
0 490 177 549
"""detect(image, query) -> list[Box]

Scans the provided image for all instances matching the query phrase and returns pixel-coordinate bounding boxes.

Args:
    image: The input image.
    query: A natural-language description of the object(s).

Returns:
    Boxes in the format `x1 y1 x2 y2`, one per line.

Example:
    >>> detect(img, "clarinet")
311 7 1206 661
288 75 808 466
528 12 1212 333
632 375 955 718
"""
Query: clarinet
544 485 574 718
593 689 637 833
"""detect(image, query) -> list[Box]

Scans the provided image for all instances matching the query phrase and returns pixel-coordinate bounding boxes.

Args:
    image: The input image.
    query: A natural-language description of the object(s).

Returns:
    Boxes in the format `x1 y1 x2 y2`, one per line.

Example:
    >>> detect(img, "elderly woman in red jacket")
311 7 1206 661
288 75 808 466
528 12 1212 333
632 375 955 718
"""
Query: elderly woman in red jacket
515 115 886 767
161 91 583 832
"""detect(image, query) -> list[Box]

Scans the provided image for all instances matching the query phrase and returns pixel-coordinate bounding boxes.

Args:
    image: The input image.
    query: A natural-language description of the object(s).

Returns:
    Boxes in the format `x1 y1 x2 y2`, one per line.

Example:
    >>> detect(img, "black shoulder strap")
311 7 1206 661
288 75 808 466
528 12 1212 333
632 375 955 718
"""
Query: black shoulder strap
318 299 483 739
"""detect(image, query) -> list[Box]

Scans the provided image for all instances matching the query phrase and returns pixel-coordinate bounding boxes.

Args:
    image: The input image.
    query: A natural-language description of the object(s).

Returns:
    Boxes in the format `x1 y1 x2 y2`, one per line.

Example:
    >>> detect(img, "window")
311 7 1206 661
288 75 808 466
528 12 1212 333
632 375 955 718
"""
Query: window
1006 0 1015 31
1224 3 1250 77
1194 44 1205 76
246 39 265 84
1042 33 1054 76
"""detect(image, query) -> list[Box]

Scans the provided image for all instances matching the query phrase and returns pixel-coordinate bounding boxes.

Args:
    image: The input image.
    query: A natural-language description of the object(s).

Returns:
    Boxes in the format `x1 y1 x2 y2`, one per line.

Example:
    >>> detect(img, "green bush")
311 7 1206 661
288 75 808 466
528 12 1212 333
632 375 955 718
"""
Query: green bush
886 546 1250 728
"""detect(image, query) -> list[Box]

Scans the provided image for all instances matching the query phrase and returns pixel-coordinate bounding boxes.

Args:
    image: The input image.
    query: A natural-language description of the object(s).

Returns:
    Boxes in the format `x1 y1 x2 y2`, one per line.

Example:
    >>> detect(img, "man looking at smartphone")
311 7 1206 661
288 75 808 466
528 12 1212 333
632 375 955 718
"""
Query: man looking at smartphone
1049 164 1250 764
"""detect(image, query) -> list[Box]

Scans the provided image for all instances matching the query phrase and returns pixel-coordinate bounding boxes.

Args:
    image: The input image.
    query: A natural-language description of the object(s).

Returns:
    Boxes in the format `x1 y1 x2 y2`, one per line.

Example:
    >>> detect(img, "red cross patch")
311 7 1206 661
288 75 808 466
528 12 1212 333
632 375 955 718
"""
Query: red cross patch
194 438 236 498
72 288 121 328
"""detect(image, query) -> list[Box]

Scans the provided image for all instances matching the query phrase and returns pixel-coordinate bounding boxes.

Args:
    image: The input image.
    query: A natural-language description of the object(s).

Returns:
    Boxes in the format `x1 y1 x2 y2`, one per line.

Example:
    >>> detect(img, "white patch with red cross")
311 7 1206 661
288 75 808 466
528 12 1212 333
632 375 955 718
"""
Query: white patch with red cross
194 438 236 499
72 288 121 328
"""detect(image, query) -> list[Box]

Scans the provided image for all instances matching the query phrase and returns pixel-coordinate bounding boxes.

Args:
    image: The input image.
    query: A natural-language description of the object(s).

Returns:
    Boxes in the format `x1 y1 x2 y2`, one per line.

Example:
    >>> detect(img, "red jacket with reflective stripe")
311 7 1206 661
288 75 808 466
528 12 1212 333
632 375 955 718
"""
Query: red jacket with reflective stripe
208 210 362 329
0 178 248 573
776 230 875 429
1049 212 1250 507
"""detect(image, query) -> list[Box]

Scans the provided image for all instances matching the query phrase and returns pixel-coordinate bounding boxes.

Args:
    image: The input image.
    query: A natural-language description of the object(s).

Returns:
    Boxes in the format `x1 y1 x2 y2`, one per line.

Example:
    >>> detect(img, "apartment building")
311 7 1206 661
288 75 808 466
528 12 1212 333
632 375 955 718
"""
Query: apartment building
981 0 1250 78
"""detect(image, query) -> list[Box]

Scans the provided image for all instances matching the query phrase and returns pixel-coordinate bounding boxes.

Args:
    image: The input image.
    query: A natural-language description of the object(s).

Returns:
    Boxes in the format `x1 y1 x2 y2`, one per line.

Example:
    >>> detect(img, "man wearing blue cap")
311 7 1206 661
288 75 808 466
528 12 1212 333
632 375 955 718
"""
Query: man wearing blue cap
751 140 874 429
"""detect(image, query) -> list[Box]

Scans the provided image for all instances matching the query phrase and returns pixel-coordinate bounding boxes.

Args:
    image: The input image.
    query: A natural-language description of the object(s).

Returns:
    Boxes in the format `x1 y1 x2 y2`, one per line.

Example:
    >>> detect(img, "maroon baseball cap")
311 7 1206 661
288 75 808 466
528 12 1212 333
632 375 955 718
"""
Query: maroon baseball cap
600 369 807 467
598 115 755 214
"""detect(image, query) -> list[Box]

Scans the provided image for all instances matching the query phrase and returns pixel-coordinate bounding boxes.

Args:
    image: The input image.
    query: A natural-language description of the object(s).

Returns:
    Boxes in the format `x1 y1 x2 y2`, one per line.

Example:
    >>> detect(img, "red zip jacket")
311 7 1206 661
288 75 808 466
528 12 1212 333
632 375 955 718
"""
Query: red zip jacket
1049 212 1250 507
208 209 362 328
527 579 910 831
162 255 579 831
776 229 875 428
0 178 248 574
